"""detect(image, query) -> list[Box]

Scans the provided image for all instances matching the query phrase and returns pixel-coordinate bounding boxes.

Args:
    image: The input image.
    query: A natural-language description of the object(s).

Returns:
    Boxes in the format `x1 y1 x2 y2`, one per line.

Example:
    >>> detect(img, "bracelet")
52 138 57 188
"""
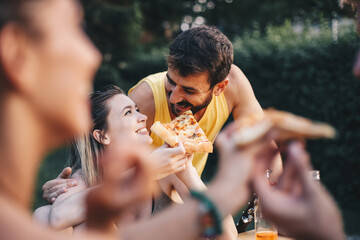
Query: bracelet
190 190 223 238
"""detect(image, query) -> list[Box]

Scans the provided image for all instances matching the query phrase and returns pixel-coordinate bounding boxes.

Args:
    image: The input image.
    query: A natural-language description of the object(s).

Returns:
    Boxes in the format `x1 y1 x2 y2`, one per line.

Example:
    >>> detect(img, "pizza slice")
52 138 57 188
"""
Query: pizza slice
233 108 336 147
150 110 213 154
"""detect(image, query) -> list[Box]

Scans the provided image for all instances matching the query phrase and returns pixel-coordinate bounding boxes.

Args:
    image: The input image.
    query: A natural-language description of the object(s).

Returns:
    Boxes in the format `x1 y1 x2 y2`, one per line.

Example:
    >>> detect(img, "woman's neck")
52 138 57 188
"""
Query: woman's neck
0 93 59 210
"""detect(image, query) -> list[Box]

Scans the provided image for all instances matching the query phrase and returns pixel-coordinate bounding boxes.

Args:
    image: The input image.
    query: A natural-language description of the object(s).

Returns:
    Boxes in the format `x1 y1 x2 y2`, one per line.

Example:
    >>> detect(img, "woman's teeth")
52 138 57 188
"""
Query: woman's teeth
136 128 147 134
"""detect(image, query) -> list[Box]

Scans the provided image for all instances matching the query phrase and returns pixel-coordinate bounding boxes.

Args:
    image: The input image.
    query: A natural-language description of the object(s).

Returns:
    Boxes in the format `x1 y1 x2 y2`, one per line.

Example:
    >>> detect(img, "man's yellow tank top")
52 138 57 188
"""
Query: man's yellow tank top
129 72 229 176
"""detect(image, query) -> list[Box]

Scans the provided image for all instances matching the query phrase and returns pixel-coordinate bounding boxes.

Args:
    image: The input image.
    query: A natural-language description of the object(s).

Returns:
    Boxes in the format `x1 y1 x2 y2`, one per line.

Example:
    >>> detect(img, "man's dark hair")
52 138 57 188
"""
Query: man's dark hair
167 25 233 89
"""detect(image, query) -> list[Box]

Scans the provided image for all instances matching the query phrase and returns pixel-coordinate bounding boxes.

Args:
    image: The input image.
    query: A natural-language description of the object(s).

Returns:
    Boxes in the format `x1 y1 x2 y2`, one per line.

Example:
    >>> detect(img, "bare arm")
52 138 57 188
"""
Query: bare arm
0 196 116 240
158 155 237 240
49 176 89 230
174 159 237 240
123 123 266 240
225 64 263 121
226 65 283 182
33 205 51 225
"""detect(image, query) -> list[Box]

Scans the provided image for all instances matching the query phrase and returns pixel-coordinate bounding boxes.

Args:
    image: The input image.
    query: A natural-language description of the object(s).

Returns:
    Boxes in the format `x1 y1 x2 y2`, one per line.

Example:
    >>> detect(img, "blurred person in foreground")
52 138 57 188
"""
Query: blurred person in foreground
0 0 273 239
0 0 154 239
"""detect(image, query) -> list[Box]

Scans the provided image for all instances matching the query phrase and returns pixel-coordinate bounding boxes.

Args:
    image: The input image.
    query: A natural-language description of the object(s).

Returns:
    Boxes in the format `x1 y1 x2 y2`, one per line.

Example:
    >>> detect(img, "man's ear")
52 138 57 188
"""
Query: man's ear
93 130 111 145
213 79 229 96
0 23 37 93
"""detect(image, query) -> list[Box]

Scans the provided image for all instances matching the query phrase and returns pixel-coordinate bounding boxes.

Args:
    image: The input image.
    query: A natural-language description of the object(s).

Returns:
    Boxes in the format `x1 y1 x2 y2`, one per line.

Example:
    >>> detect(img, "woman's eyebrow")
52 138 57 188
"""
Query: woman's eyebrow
121 105 132 113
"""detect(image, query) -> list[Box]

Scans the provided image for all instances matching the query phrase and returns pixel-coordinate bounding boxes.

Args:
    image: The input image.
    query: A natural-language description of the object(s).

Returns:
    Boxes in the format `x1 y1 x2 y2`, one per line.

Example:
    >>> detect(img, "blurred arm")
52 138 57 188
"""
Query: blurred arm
49 177 89 230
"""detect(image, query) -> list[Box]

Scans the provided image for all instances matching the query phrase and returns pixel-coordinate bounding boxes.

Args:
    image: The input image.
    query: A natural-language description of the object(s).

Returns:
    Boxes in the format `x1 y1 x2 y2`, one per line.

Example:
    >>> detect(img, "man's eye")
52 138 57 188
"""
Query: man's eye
125 110 131 116
185 89 196 94
168 79 176 86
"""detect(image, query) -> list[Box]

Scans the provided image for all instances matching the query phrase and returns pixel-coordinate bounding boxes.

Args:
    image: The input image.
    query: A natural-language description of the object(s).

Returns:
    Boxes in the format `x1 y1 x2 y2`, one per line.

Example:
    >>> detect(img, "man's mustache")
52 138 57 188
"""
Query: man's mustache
176 101 192 108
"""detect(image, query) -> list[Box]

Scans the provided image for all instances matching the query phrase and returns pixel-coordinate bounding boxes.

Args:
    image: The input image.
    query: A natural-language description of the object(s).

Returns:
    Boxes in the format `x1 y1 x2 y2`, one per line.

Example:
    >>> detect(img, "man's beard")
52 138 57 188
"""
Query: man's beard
170 92 213 117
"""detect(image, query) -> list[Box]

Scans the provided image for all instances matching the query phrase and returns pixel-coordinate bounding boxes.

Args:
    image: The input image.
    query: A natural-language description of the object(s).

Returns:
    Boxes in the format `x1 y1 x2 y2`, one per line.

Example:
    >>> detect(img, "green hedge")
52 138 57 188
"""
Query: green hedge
34 21 360 235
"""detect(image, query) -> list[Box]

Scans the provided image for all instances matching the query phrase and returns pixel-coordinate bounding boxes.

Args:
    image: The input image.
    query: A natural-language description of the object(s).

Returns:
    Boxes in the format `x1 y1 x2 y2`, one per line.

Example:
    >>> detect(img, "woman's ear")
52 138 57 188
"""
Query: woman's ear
93 130 111 145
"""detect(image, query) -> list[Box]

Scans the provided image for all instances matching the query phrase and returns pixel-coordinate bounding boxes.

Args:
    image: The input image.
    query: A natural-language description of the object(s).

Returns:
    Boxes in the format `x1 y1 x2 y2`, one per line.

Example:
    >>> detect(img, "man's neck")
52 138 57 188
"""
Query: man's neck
0 93 55 210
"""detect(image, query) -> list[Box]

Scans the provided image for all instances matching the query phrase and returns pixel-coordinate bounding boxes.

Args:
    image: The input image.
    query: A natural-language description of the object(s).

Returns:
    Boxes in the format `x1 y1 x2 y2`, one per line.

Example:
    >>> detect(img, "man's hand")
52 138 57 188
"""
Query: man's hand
42 167 78 203
253 142 344 240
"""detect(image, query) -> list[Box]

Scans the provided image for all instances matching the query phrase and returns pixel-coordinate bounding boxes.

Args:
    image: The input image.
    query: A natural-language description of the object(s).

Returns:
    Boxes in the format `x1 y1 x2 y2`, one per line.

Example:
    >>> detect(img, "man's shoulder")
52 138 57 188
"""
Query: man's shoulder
225 65 250 94
224 64 263 118
129 71 166 96
129 80 153 97
128 78 157 126
129 81 155 109
134 71 167 87
224 65 253 105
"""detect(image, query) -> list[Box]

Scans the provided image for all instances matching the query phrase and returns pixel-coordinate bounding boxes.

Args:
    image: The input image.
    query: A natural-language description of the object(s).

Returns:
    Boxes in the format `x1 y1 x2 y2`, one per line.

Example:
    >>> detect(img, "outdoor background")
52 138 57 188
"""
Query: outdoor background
34 0 360 236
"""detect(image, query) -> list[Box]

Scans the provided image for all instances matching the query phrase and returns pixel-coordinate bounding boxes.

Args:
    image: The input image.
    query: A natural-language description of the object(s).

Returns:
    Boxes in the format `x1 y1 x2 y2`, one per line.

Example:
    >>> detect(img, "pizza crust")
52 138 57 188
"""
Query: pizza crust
150 121 179 147
233 109 336 147
265 109 336 139
232 117 273 146
181 138 213 154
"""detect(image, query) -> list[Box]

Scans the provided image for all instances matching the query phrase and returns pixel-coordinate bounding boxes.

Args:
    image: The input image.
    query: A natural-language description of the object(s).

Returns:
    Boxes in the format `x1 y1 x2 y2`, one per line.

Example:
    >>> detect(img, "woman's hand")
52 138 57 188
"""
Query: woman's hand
151 141 190 180
174 154 198 183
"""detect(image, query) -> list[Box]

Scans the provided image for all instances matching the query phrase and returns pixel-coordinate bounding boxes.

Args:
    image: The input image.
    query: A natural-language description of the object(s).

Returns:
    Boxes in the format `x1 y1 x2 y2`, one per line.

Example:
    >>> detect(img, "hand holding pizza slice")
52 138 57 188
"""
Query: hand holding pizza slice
150 110 213 154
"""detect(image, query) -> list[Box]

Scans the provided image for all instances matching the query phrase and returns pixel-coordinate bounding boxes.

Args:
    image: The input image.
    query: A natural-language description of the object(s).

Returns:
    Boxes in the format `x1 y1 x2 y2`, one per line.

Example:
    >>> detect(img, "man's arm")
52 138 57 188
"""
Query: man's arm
225 64 263 120
226 65 282 181
128 81 156 131
42 167 78 203
49 178 89 230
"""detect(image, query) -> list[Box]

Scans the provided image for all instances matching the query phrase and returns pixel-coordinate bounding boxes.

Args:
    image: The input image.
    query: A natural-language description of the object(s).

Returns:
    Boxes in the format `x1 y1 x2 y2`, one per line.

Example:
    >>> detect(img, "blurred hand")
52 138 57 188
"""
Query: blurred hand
207 122 278 216
253 141 344 240
86 136 156 234
151 141 190 180
42 167 78 203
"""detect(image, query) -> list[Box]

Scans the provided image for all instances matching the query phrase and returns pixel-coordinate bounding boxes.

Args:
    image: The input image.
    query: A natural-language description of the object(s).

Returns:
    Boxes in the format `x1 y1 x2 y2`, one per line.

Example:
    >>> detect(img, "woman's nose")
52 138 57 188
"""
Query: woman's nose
137 112 147 122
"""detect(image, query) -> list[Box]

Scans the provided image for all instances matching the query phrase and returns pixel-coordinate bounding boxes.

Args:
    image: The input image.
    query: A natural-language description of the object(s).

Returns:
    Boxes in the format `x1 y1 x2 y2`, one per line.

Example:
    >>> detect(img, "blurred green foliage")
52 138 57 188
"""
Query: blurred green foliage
34 0 360 236
232 22 360 235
